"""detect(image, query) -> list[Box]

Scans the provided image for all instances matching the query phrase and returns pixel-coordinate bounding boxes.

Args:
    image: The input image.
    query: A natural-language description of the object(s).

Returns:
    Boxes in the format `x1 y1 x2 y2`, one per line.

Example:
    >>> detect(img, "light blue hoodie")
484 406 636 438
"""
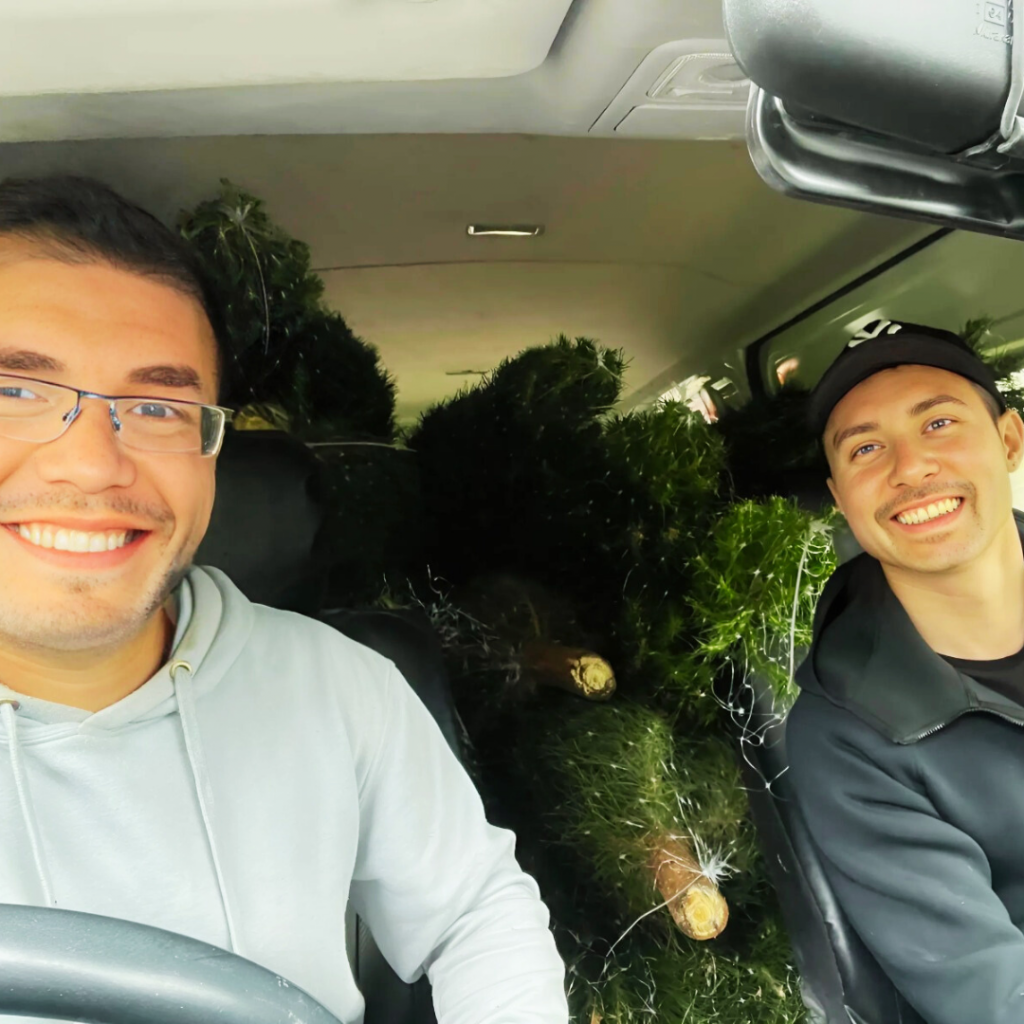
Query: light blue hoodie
0 565 568 1023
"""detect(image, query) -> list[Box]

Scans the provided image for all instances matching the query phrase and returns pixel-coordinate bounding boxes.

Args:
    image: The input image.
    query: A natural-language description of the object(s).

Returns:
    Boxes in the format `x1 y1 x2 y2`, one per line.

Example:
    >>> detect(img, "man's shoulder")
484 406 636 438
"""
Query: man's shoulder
247 601 394 673
787 688 864 746
786 690 906 784
194 566 399 704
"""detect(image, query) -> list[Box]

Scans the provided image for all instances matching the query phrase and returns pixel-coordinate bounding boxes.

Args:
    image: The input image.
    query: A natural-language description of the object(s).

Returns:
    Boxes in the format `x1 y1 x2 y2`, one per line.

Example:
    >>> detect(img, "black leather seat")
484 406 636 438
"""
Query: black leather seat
198 427 451 1024
740 517 916 1024
741 675 916 1024
195 428 327 616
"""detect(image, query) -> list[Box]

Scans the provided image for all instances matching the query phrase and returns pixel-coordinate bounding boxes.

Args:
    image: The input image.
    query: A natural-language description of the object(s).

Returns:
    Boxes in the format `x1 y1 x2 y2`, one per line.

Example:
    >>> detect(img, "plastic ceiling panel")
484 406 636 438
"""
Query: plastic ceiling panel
591 39 749 140
0 0 574 95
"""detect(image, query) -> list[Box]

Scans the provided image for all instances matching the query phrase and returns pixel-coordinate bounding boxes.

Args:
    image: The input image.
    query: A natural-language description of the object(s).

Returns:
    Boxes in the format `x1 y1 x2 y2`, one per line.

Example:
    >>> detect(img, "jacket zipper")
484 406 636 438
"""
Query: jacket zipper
906 705 1024 744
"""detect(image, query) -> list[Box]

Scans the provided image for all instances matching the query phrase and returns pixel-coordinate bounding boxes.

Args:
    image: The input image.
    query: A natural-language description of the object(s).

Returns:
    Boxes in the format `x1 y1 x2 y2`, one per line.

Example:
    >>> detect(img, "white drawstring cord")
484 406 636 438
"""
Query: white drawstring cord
170 659 241 953
0 698 56 906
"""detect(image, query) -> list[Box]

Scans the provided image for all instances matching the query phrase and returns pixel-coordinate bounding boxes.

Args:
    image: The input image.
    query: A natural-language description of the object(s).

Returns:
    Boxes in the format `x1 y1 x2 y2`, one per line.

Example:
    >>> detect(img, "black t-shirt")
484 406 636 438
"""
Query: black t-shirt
942 645 1024 707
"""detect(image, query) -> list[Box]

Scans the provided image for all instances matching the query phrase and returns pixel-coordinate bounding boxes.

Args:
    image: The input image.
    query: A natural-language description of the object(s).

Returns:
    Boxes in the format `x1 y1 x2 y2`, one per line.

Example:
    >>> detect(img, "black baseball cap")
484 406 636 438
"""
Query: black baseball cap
808 319 1007 439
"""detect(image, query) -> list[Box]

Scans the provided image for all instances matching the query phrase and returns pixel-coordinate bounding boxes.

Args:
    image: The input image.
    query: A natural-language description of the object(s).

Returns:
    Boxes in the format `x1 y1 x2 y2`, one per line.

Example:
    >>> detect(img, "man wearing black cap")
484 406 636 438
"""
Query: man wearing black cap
787 320 1024 1024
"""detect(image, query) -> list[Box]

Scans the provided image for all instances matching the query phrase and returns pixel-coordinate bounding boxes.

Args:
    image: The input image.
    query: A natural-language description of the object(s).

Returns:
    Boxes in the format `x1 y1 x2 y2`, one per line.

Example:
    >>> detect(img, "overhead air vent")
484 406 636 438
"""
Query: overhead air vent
590 40 750 140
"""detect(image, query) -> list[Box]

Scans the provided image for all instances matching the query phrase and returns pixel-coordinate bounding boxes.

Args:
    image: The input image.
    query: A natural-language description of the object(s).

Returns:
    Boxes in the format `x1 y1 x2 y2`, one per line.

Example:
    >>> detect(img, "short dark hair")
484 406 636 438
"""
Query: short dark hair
971 381 1003 424
0 175 226 396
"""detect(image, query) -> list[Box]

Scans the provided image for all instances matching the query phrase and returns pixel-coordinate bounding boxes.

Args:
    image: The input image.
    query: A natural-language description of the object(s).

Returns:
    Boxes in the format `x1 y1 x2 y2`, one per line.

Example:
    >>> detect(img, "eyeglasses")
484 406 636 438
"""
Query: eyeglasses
0 374 233 457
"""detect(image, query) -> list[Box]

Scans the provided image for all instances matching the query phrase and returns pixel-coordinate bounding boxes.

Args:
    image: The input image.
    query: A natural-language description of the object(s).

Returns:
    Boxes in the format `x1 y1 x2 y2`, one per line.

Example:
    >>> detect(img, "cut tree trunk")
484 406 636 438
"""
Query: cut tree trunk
521 641 616 700
649 833 729 940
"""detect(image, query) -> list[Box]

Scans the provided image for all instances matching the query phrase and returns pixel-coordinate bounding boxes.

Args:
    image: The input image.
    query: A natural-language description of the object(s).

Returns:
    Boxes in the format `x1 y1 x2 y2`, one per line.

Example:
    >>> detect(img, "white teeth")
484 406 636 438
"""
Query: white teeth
12 523 133 552
896 497 962 525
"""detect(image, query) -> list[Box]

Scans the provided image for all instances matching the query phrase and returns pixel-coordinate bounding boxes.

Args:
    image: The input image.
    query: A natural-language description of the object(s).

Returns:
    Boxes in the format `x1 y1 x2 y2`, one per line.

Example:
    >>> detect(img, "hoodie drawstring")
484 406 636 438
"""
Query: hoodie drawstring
0 699 56 907
170 660 241 954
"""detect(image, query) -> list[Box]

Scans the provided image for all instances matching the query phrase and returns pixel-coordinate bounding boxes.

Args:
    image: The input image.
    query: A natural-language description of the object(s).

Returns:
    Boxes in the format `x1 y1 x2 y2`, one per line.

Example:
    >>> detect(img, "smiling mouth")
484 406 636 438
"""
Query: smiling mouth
5 523 143 553
892 497 963 526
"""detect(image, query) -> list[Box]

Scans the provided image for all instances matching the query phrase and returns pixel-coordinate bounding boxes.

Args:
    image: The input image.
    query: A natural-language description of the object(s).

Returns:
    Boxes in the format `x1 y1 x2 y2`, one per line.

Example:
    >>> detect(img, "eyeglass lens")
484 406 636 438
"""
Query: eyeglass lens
0 375 223 455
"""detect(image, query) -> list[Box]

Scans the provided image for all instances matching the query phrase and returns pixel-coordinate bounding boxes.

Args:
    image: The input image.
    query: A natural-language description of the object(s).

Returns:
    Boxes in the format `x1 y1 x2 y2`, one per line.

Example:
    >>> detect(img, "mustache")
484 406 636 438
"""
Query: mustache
877 481 974 522
0 493 173 525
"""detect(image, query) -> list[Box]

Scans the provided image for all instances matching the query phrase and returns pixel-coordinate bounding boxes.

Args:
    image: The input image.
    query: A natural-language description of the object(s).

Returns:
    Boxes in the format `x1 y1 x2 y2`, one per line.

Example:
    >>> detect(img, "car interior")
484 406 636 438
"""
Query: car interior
0 0 1022 1021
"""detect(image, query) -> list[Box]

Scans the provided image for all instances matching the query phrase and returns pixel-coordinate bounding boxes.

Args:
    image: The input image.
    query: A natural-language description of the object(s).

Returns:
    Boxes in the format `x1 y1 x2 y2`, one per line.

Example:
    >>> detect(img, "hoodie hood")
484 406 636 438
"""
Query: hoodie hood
87 565 253 732
795 510 1024 744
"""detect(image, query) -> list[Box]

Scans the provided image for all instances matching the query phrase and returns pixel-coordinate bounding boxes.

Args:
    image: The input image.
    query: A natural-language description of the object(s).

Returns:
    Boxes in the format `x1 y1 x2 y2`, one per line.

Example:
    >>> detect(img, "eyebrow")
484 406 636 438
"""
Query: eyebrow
125 365 204 393
0 347 204 395
831 394 968 452
0 347 62 374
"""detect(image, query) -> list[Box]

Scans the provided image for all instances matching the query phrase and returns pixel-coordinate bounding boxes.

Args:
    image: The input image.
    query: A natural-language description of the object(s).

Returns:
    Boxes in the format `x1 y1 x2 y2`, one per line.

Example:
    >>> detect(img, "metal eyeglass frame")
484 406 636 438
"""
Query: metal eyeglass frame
0 372 235 457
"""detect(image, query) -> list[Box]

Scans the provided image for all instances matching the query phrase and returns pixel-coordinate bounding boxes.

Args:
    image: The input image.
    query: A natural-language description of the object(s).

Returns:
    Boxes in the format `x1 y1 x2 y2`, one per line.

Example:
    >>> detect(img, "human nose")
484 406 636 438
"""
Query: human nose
887 435 940 489
31 396 137 494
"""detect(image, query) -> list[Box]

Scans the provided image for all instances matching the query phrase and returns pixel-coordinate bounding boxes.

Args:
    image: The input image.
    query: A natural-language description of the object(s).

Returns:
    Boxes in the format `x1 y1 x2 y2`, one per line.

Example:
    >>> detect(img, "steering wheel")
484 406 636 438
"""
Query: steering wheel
0 903 343 1023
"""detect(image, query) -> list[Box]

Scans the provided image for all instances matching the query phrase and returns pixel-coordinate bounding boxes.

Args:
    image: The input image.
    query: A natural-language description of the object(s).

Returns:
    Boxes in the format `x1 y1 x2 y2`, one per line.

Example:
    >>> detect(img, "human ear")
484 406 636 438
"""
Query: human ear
1000 410 1024 473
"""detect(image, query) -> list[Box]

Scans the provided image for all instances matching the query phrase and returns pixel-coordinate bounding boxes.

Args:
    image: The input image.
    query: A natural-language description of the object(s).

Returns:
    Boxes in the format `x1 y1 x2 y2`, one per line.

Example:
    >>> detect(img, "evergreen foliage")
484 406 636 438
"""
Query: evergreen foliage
315 444 424 607
179 180 396 441
179 183 852 1022
601 403 725 605
603 404 724 526
179 182 411 607
535 703 760 921
570 915 804 1024
683 499 836 709
962 315 1024 418
408 338 837 1023
714 384 824 503
411 336 630 624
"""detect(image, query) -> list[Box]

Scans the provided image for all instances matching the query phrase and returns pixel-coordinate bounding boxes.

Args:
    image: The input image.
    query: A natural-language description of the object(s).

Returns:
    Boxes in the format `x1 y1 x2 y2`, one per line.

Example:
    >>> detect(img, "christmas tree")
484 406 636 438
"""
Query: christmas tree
405 345 835 1023
179 182 417 605
180 182 1024 1022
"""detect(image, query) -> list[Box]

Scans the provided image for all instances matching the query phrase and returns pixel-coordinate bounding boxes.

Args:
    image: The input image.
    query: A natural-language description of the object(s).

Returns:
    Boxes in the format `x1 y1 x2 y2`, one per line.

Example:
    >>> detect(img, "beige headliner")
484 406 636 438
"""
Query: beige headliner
0 133 929 422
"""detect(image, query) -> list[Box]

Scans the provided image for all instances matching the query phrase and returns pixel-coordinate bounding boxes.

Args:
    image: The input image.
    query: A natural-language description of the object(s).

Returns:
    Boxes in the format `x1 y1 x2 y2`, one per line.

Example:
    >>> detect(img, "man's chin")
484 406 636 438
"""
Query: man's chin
0 561 190 654
879 537 977 576
0 607 150 654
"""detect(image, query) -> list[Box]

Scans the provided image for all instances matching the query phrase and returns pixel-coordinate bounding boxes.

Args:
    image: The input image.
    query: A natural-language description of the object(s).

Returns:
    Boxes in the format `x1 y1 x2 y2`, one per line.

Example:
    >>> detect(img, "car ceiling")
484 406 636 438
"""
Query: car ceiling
0 0 733 141
0 0 933 423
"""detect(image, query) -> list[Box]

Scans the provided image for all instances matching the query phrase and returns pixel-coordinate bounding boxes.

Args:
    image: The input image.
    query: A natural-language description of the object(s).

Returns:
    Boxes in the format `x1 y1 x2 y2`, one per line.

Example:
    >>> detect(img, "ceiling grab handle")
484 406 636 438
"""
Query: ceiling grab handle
998 0 1024 152
959 0 1024 160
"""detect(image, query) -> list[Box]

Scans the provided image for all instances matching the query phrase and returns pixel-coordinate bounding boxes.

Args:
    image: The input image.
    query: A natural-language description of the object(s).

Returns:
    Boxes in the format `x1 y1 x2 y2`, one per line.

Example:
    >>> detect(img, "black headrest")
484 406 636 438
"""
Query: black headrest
194 429 327 615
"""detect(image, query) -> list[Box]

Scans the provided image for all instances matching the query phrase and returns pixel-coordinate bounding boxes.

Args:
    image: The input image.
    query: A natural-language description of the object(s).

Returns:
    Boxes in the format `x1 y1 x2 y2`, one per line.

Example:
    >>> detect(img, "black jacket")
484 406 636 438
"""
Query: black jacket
787 512 1024 1024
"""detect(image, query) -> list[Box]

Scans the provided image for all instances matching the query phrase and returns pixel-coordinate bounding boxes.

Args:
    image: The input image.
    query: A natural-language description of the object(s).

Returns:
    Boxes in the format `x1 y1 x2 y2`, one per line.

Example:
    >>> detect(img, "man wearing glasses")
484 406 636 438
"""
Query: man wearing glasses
0 176 567 1023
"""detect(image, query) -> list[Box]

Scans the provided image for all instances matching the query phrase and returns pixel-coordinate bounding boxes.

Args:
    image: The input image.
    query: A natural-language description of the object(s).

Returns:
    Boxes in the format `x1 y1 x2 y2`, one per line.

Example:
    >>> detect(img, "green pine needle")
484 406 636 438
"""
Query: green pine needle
179 180 396 440
568 913 806 1024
